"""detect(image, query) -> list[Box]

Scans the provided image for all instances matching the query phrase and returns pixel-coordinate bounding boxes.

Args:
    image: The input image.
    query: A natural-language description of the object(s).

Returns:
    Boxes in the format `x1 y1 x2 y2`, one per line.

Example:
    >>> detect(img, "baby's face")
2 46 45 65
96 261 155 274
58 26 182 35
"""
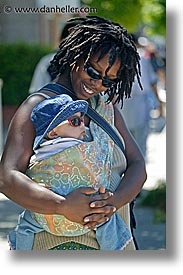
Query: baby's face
52 112 86 140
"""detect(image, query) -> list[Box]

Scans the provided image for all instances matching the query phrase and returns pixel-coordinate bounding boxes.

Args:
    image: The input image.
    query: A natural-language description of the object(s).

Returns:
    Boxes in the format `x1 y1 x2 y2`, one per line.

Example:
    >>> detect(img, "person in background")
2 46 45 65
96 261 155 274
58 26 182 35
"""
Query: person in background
117 34 163 159
145 40 166 91
29 22 78 93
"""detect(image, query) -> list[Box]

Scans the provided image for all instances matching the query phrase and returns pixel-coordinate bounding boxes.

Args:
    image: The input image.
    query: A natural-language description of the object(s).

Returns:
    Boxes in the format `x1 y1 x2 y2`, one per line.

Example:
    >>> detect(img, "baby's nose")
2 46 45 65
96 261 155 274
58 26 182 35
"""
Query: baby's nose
81 124 86 132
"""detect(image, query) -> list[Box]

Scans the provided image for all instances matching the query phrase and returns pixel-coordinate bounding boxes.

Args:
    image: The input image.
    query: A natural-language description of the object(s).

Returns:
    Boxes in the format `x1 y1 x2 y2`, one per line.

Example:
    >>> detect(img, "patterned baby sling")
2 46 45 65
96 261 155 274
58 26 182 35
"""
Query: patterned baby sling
26 83 138 249
27 90 115 236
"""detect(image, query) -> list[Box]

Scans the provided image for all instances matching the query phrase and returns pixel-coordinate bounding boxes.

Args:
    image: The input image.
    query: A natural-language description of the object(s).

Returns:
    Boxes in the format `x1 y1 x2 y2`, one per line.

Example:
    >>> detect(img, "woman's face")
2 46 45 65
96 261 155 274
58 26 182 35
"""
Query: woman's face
71 51 121 100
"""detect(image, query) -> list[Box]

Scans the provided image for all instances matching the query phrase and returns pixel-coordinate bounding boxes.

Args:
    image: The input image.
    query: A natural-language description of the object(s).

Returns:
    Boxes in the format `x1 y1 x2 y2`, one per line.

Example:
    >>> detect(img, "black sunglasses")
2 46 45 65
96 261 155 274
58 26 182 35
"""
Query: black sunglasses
84 62 119 88
68 116 84 127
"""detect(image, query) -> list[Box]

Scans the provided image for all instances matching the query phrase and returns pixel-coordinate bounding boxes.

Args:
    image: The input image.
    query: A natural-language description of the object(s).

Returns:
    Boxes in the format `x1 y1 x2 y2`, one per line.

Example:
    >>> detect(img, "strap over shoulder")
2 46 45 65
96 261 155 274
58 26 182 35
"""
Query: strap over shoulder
28 92 51 99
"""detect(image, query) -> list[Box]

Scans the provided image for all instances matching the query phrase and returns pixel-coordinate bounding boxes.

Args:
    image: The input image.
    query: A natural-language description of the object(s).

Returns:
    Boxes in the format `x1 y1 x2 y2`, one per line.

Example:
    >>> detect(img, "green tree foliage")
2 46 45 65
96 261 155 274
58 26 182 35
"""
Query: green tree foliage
139 180 166 223
82 0 166 36
82 0 143 33
0 43 51 105
140 0 166 36
140 181 166 211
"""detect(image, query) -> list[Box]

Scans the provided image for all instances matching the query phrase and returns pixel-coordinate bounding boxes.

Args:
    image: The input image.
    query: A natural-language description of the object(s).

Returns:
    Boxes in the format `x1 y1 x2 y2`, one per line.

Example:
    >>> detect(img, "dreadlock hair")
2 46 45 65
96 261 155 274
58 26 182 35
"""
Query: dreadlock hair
49 16 142 107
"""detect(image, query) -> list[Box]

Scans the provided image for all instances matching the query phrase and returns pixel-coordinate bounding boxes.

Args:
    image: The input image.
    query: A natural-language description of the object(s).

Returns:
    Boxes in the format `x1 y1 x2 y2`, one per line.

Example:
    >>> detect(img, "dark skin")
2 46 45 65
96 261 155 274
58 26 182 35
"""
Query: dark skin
0 51 147 229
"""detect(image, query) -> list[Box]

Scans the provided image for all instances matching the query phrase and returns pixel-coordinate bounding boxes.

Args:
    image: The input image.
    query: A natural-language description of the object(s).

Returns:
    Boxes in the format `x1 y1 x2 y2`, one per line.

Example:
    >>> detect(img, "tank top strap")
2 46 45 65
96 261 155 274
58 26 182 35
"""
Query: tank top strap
27 92 51 99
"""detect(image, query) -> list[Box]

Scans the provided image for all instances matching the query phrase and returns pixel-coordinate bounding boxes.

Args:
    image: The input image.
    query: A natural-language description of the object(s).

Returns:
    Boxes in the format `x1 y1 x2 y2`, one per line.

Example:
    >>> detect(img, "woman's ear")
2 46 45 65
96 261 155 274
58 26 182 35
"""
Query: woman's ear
46 129 58 139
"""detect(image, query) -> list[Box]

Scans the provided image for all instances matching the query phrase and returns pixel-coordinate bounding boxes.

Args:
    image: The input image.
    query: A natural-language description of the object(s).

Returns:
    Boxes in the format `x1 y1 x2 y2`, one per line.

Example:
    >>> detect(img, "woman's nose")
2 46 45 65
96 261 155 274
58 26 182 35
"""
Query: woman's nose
90 79 107 91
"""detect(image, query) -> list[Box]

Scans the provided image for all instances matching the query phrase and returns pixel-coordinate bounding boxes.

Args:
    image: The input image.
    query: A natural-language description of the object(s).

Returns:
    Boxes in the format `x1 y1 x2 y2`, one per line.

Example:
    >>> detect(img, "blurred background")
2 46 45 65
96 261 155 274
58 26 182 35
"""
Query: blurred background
0 0 166 250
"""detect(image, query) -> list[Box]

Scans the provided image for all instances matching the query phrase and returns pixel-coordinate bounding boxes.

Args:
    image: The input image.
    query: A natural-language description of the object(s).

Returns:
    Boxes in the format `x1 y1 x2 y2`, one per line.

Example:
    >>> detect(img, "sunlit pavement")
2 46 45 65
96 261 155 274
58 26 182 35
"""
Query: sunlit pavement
0 194 23 250
144 127 166 190
135 127 166 250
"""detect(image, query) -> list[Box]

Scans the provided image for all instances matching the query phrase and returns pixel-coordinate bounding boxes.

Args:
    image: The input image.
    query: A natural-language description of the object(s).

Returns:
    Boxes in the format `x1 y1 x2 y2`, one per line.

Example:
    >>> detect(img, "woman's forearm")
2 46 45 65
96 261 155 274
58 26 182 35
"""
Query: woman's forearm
113 159 147 210
0 166 65 214
112 105 147 209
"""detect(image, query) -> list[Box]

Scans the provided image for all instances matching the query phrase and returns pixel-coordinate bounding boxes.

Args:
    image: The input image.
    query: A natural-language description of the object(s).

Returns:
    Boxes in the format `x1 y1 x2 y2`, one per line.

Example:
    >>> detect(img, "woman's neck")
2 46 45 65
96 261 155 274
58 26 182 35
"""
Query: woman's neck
55 70 72 91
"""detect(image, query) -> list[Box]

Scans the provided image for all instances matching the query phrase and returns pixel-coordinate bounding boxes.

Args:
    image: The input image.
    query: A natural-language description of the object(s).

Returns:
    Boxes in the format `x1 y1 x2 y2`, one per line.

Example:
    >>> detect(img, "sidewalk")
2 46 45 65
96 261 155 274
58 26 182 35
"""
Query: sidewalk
0 128 166 250
144 127 166 190
0 194 23 250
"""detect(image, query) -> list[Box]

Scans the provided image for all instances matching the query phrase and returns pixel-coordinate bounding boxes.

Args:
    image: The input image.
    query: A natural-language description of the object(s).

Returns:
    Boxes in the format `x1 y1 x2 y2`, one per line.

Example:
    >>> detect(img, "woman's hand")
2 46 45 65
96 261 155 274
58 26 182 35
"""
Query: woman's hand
61 186 116 230
82 186 116 229
61 187 98 224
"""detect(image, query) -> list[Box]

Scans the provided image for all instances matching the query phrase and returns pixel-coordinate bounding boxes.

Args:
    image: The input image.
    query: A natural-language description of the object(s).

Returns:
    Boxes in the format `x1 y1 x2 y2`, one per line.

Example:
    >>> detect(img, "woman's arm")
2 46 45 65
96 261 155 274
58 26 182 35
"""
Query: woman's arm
0 94 67 213
0 94 113 227
111 106 147 209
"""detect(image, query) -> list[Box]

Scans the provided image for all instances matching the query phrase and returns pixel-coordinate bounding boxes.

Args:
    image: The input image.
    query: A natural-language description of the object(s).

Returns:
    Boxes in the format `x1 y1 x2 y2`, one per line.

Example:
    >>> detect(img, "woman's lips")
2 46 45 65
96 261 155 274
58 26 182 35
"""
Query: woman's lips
83 83 95 95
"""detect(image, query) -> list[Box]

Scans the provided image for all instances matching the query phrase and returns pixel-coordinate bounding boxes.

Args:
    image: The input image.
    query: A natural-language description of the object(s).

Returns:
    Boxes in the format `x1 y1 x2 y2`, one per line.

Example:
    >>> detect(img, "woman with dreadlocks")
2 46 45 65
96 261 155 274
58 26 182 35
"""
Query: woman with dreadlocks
0 16 146 250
